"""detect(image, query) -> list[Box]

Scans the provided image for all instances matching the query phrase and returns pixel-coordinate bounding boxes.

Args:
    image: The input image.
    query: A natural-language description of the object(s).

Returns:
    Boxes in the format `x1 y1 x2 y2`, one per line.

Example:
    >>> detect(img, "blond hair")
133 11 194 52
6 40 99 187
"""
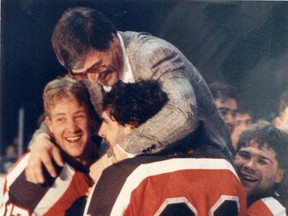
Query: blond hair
43 76 98 124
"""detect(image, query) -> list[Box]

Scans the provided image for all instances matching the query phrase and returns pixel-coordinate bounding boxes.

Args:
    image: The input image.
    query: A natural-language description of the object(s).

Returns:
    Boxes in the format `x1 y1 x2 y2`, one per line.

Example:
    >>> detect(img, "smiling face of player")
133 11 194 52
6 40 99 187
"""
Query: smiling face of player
45 97 92 162
234 140 284 197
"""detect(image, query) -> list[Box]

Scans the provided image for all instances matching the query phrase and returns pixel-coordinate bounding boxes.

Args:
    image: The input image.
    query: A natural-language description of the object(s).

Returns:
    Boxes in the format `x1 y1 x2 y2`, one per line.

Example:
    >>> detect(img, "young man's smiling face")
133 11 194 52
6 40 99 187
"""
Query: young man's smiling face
234 140 284 197
45 97 92 161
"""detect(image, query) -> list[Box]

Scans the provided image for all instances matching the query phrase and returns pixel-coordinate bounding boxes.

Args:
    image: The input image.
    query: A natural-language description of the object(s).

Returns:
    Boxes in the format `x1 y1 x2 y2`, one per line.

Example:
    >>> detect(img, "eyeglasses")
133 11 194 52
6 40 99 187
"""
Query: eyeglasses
68 65 112 81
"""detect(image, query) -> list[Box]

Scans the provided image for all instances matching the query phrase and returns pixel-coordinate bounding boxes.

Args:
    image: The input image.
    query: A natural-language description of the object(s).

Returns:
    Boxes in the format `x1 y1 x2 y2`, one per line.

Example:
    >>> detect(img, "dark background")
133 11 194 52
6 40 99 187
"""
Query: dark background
1 0 288 155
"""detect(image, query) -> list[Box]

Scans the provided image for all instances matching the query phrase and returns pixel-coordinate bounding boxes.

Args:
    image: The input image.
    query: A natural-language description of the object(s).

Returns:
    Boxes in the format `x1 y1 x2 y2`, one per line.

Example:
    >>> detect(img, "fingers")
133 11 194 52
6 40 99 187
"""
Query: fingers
25 134 63 184
51 146 64 167
41 151 58 178
25 149 59 183
25 156 45 184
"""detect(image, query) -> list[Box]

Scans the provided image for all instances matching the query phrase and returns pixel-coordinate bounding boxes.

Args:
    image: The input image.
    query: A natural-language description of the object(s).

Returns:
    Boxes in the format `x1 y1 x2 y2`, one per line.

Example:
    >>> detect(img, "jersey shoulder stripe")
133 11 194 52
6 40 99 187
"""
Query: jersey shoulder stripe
248 197 287 216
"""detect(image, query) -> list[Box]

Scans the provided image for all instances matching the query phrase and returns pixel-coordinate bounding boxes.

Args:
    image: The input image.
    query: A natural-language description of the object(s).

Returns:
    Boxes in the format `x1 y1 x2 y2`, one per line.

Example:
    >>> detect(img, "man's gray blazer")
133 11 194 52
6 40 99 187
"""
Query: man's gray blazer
84 31 234 158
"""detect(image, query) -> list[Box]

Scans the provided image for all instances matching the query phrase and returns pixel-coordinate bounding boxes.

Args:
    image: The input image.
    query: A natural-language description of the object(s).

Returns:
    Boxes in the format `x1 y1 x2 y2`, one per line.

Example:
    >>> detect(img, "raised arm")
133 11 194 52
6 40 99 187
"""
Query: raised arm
90 42 232 181
115 40 232 158
119 58 197 154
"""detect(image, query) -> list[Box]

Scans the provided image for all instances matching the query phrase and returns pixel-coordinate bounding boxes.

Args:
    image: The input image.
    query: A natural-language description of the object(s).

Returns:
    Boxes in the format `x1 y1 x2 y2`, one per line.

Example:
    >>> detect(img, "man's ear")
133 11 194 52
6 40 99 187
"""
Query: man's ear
45 116 53 135
275 168 284 183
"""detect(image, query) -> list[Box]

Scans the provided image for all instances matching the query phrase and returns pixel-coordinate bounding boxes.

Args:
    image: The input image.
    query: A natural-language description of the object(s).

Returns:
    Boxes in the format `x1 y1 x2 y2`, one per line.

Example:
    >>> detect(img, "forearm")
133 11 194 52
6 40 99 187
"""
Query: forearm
32 121 50 139
117 71 198 155
29 121 50 149
118 100 197 155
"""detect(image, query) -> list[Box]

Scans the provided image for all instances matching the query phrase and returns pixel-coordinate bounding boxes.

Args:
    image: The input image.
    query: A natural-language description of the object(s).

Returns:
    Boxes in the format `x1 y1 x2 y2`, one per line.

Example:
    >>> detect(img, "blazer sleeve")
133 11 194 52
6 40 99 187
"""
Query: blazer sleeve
118 32 233 158
118 44 200 155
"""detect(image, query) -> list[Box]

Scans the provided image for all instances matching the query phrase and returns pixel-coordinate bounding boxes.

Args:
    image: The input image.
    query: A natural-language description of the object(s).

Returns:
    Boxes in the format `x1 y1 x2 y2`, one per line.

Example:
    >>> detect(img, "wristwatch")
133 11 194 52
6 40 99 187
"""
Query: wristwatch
106 148 118 164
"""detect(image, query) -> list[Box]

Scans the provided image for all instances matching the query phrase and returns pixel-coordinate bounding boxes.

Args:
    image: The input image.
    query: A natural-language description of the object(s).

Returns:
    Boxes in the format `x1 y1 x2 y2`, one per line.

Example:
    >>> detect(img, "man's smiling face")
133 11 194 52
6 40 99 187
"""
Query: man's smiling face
234 140 284 196
45 97 92 161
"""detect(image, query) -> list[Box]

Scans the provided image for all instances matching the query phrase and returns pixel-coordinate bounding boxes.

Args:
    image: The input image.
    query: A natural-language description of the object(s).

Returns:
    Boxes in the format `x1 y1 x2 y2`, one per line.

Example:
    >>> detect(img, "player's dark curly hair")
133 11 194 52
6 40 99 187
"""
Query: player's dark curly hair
102 80 168 127
236 120 288 171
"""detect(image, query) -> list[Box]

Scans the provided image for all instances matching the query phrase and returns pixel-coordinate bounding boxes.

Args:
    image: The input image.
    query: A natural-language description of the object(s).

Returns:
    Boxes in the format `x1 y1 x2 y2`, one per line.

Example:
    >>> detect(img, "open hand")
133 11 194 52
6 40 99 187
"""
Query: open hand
25 134 64 184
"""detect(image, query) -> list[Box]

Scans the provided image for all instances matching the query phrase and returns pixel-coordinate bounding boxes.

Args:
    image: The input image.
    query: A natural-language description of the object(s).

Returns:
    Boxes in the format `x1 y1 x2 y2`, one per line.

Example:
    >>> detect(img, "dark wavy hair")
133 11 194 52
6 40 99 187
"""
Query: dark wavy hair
52 6 117 69
236 120 288 170
102 80 168 127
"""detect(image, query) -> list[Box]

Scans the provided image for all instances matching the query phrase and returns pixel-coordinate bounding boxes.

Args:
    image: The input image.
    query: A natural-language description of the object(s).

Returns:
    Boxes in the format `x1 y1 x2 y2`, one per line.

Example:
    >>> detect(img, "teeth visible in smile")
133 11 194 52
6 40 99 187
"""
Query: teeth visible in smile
66 136 80 141
244 177 256 181
241 174 257 182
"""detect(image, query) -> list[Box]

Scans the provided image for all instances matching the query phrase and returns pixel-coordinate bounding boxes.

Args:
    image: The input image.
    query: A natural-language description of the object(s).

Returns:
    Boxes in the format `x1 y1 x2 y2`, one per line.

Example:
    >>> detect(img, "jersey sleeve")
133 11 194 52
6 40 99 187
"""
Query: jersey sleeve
0 153 92 216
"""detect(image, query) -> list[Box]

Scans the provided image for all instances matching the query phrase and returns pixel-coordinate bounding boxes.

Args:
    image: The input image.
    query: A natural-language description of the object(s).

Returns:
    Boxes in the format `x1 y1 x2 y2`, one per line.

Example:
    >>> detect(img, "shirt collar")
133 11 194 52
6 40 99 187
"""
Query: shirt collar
103 33 134 92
